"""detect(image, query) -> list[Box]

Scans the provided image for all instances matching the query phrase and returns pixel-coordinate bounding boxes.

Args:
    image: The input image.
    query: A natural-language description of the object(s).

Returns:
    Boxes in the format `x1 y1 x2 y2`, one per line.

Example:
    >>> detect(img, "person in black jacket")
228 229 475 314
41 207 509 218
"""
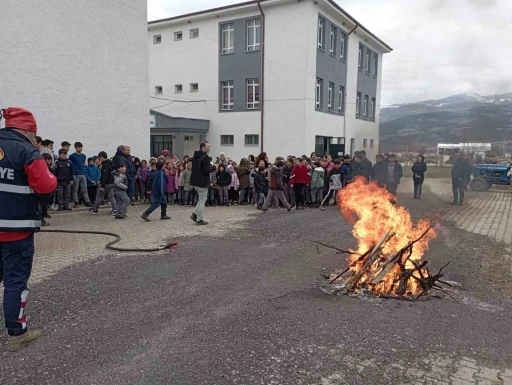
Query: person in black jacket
254 166 268 208
371 154 388 188
360 150 373 179
55 149 74 210
451 153 470 205
411 155 427 199
89 151 117 215
216 164 232 206
190 141 216 225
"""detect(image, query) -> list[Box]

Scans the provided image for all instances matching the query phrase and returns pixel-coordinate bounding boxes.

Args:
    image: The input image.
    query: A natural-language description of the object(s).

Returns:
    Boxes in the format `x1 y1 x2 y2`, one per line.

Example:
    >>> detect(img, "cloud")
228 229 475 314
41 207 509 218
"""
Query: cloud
147 0 512 105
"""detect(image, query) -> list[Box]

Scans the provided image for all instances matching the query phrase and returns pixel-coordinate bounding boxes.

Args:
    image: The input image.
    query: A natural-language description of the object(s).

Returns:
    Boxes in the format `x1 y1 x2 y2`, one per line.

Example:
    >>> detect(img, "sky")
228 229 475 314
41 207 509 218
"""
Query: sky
147 0 512 106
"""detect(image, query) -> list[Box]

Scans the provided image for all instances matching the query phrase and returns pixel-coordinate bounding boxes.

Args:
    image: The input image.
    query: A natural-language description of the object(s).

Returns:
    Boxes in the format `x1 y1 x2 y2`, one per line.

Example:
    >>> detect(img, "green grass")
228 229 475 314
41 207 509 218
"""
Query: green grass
402 165 452 179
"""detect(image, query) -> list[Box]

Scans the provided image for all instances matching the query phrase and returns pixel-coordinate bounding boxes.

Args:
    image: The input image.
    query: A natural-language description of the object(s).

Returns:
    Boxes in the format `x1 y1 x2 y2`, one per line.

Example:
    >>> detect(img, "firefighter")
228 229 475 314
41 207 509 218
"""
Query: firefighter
0 107 57 352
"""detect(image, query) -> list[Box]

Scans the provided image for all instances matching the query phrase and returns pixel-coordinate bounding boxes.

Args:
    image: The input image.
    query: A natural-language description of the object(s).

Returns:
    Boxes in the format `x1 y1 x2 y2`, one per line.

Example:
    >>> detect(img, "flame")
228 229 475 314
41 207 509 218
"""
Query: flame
338 177 437 295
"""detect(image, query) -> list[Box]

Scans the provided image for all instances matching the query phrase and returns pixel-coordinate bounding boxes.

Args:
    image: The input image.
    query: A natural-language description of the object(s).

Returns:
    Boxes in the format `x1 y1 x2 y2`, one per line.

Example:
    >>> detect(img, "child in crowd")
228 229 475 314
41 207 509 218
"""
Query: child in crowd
177 163 185 204
41 153 55 225
206 164 218 207
260 160 292 213
141 160 170 222
55 148 74 211
249 161 255 205
290 157 310 210
164 162 177 205
282 158 295 207
112 163 130 219
216 164 231 206
321 159 342 210
310 160 325 207
227 164 240 205
254 166 268 209
137 160 149 203
85 157 100 205
133 157 141 202
236 158 250 205
341 155 352 187
183 160 194 206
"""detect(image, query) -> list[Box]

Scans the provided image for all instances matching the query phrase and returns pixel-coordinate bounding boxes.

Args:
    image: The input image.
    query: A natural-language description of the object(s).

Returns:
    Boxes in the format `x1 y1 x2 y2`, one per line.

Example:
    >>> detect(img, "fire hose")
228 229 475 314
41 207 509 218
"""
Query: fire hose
39 229 178 252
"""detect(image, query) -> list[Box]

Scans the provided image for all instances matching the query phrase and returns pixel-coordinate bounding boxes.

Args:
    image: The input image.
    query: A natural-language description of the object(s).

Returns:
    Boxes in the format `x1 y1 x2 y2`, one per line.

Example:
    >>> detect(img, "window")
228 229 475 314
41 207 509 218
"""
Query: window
318 18 324 49
370 139 375 149
366 49 370 74
363 139 368 148
328 82 334 112
358 44 363 70
373 53 378 77
221 24 234 54
338 86 345 114
340 32 346 60
174 84 182 93
155 86 163 95
184 135 194 141
316 78 323 109
356 92 361 118
364 95 369 119
329 26 336 56
246 79 260 109
153 35 161 44
247 19 261 51
174 31 183 41
221 135 234 145
371 97 376 120
190 28 199 39
221 81 234 110
190 83 199 92
245 135 259 145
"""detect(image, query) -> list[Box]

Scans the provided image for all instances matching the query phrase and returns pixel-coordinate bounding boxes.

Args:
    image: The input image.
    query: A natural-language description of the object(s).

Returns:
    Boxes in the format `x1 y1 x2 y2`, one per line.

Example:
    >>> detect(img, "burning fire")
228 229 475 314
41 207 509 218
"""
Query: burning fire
337 177 437 296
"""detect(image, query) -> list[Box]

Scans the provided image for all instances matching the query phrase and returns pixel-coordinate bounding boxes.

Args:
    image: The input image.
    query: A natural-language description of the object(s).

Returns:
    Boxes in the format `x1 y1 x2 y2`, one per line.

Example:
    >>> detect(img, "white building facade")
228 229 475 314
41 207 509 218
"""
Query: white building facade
148 0 391 161
0 0 150 158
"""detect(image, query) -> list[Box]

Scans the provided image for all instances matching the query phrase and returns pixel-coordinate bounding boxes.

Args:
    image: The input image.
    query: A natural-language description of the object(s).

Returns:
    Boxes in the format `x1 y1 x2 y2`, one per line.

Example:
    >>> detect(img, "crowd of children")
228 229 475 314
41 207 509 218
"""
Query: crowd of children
36 135 423 224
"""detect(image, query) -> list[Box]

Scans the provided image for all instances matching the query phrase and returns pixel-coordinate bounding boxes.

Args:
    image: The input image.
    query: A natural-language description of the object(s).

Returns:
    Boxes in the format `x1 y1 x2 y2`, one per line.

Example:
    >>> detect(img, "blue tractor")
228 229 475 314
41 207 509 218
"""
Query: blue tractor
470 164 511 191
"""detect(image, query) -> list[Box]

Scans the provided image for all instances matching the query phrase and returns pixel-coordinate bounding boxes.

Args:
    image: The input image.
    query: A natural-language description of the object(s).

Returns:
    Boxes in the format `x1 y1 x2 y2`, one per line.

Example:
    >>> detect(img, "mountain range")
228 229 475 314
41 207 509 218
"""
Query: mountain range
379 92 512 153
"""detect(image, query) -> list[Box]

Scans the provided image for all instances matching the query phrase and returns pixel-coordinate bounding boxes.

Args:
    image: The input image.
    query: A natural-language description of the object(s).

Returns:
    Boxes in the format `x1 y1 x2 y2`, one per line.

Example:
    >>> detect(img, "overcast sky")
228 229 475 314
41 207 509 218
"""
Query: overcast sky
147 0 512 106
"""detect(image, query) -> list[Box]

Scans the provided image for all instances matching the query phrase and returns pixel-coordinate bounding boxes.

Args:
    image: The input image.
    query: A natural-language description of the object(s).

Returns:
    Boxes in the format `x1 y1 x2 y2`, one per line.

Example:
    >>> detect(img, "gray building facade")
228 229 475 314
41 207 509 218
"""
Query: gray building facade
356 43 378 121
218 16 261 112
315 13 348 116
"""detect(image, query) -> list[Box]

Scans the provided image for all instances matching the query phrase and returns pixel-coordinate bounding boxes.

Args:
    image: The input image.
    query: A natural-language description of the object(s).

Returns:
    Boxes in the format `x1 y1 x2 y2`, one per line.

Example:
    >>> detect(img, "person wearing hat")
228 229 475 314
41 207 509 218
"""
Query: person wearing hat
0 107 57 352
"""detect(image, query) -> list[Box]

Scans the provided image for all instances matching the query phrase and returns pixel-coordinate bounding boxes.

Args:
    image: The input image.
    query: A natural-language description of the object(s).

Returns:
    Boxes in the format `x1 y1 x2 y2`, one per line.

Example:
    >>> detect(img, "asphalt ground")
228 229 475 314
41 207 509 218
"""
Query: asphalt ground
1 184 511 385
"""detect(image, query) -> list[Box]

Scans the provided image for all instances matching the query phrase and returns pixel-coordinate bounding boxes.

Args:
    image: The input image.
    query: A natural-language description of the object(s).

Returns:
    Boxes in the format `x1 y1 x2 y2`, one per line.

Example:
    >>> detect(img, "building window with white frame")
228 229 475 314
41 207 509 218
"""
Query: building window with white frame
153 35 161 44
190 28 199 39
329 26 336 56
316 78 323 109
246 19 261 52
363 139 368 148
246 79 260 109
373 53 378 77
371 97 376 120
221 135 234 145
174 31 182 41
190 83 199 92
370 139 375 149
328 82 334 112
174 84 182 93
318 18 325 50
221 23 234 54
340 32 346 61
221 81 234 110
364 95 369 119
155 86 163 95
366 49 370 74
358 44 363 70
338 85 345 114
356 92 361 118
245 134 259 145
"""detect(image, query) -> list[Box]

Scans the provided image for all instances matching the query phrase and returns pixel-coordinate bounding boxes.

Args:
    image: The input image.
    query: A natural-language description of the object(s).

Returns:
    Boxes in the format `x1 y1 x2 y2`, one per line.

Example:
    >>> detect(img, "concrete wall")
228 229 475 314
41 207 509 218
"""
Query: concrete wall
0 0 150 158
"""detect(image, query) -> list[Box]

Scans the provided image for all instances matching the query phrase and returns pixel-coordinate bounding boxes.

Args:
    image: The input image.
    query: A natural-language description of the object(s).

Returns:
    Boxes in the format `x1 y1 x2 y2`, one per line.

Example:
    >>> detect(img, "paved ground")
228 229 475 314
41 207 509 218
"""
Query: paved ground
1 180 512 385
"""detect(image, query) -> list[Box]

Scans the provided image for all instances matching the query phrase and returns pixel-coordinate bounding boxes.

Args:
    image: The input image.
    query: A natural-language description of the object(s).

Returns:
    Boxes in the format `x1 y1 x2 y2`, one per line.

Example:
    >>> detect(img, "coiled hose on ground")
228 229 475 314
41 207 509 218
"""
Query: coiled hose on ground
39 229 178 252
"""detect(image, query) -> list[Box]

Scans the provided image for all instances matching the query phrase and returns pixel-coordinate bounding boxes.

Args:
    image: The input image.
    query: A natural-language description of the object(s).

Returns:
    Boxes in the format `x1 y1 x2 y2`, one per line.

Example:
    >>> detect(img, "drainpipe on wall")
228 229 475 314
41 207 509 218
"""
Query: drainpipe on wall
257 1 265 153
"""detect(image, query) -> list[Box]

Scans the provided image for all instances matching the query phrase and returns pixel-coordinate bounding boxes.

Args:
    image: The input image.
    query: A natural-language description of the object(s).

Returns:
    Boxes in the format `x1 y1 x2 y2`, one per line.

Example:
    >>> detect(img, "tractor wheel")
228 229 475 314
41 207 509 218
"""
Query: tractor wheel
470 178 488 192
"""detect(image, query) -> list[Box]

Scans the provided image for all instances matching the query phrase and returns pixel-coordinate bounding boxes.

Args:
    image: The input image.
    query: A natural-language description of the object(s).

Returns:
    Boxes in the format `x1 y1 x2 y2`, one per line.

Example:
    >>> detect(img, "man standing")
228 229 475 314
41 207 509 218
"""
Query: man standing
451 153 469 206
69 142 92 208
123 146 136 202
386 154 403 195
359 150 373 180
0 107 57 352
371 154 388 188
190 141 216 225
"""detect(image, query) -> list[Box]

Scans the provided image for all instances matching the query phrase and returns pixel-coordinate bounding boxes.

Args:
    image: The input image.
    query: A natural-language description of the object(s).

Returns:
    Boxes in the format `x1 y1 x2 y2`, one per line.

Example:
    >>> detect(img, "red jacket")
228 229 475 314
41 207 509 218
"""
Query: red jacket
290 165 311 185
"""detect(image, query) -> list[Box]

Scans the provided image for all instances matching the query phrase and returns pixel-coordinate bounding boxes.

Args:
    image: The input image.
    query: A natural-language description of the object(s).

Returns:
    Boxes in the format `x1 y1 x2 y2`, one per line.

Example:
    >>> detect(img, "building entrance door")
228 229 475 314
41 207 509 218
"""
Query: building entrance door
151 135 173 157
